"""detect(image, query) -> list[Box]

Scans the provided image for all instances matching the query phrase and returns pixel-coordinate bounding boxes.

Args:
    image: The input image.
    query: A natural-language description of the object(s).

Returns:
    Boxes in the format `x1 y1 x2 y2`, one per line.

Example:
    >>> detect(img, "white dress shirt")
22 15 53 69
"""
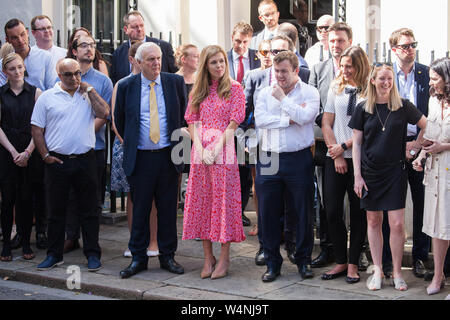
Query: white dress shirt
304 41 330 69
232 50 250 80
255 79 320 153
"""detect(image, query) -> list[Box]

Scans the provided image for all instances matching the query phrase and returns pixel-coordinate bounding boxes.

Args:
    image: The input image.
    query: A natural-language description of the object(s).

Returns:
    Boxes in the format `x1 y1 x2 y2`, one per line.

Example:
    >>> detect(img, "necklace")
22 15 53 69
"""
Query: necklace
375 104 392 132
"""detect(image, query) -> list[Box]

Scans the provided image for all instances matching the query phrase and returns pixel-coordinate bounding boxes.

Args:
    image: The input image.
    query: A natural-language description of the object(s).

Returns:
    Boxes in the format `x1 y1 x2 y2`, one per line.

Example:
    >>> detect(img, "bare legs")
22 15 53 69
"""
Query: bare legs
201 240 230 279
428 238 450 292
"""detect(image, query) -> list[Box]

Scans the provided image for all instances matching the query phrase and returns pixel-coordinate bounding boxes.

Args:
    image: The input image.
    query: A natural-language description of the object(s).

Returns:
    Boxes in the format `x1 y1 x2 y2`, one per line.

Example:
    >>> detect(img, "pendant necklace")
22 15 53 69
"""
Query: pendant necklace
375 104 392 132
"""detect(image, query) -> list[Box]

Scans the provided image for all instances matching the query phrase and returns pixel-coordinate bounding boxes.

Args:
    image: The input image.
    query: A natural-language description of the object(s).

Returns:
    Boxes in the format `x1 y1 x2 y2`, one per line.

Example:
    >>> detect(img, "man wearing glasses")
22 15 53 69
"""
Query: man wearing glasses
250 0 280 50
31 58 110 271
304 15 334 68
0 19 57 91
386 28 432 279
62 34 113 256
31 15 67 74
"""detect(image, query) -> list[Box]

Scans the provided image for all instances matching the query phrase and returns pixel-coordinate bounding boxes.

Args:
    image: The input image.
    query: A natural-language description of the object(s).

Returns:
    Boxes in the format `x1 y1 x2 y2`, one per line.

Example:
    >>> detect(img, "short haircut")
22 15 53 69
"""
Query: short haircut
4 19 25 37
273 50 299 70
135 42 161 61
389 28 415 48
123 10 144 26
129 40 143 59
328 22 353 41
258 0 278 13
31 15 52 30
232 21 253 37
271 35 295 52
72 33 95 50
277 23 298 47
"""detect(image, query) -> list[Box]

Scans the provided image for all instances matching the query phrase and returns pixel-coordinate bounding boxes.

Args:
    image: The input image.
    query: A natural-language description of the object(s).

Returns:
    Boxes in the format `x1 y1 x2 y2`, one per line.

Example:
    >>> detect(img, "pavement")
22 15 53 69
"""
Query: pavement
0 205 449 301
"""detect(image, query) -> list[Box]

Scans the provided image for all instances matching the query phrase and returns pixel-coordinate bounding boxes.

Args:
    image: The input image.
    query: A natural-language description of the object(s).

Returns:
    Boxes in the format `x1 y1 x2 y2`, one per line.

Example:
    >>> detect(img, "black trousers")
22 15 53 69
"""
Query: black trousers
65 149 106 241
45 150 101 260
324 157 367 265
256 148 314 270
239 165 252 215
127 149 178 263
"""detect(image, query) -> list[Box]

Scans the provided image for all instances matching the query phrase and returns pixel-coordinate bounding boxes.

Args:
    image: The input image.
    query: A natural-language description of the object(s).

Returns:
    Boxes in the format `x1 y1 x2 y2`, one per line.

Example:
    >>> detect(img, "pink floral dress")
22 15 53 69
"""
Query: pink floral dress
182 79 246 243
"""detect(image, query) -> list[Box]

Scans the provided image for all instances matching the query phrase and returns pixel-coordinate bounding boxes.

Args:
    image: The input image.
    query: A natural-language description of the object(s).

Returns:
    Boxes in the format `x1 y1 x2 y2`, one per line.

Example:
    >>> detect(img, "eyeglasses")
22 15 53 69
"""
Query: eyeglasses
396 42 418 51
270 49 287 55
34 26 53 32
78 42 96 49
60 71 82 78
316 25 330 32
258 50 271 57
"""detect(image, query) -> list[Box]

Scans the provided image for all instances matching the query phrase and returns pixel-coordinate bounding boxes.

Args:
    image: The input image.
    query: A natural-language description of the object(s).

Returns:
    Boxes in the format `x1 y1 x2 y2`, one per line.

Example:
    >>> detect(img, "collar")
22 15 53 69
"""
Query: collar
4 80 32 94
395 61 415 76
54 82 82 96
82 66 95 77
141 73 161 87
232 50 249 61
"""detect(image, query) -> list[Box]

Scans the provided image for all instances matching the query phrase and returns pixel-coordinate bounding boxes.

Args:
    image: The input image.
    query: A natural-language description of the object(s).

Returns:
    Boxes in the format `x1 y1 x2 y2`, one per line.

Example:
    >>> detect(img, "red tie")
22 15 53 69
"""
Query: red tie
236 55 244 84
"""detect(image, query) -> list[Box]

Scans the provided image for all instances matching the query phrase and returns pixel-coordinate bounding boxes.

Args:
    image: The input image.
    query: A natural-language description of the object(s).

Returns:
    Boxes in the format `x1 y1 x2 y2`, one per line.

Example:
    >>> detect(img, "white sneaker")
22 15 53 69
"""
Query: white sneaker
147 250 159 257
123 249 132 258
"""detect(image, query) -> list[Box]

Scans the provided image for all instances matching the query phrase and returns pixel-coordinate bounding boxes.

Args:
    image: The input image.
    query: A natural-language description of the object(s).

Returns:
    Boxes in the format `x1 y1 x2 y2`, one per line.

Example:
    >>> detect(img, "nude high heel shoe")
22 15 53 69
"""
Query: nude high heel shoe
426 276 445 295
201 256 216 279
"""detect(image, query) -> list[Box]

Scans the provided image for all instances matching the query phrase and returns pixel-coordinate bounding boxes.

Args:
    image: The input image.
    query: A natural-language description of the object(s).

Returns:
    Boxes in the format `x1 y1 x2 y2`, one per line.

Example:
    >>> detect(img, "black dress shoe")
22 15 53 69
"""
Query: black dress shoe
160 257 184 274
10 233 22 250
262 268 280 282
255 247 266 266
285 243 296 265
299 264 314 279
120 260 148 279
36 233 48 249
321 269 347 280
345 274 361 284
412 260 428 278
383 261 393 279
311 250 334 268
358 252 369 271
242 213 251 227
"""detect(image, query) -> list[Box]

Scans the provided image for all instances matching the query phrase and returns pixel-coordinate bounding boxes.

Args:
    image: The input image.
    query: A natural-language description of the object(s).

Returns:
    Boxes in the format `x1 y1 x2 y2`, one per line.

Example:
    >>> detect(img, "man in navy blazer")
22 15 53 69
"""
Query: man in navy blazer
114 42 187 279
111 11 177 84
383 28 431 279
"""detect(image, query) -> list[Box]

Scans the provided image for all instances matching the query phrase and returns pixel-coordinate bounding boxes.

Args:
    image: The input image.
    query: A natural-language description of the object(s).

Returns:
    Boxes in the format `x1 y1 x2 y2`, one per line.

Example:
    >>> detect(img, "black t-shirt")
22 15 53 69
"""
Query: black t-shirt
348 99 422 166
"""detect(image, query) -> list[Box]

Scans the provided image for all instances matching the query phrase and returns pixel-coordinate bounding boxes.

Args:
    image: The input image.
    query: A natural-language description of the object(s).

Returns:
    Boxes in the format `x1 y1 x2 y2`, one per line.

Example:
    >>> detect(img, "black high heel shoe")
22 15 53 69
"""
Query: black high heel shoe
1 246 12 262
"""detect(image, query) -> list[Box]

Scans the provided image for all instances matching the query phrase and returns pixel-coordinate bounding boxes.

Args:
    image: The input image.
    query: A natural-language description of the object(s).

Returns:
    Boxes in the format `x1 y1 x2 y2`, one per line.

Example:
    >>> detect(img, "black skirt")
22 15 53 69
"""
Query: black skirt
361 159 408 211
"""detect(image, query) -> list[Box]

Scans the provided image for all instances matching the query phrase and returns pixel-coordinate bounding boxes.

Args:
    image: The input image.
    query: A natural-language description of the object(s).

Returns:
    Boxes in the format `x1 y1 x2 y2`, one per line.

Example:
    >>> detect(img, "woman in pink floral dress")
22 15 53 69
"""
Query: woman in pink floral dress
183 45 246 279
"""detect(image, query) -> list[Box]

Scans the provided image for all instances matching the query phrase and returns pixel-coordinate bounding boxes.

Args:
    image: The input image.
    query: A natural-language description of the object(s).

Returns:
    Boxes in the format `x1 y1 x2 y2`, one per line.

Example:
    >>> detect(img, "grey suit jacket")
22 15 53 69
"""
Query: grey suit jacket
308 58 336 114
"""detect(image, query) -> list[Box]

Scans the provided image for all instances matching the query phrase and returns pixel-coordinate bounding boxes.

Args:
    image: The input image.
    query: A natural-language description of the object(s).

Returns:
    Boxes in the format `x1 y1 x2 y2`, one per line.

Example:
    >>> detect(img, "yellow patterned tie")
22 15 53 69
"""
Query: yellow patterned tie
149 82 160 143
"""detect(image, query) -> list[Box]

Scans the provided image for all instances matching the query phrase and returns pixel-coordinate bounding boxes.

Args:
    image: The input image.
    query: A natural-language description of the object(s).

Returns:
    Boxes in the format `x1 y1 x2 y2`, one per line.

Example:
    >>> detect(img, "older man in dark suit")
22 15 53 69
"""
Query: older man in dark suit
114 42 187 279
111 11 177 84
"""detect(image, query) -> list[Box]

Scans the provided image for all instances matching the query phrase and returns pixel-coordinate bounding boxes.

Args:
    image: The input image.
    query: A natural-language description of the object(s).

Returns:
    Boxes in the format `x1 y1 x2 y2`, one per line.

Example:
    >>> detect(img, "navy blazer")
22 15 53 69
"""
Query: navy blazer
111 36 178 84
114 72 187 176
227 49 261 81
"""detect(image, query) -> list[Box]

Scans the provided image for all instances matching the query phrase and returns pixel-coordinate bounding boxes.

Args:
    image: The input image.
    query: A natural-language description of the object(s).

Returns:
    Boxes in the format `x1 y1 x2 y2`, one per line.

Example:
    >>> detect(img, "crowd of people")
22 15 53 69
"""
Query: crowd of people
0 0 448 297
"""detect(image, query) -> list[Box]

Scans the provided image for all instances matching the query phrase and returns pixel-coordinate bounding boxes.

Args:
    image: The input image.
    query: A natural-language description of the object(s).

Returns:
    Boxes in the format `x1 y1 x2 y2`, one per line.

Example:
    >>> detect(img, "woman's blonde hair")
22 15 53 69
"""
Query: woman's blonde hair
0 43 14 60
332 46 370 95
2 52 24 71
174 43 198 68
189 45 231 112
364 63 402 114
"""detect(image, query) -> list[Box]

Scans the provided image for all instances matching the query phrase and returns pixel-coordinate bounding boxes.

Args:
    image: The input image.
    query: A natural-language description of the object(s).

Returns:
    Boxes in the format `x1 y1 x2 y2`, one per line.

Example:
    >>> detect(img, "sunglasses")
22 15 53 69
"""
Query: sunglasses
61 71 82 78
270 49 287 55
316 25 330 32
396 42 418 51
258 50 271 57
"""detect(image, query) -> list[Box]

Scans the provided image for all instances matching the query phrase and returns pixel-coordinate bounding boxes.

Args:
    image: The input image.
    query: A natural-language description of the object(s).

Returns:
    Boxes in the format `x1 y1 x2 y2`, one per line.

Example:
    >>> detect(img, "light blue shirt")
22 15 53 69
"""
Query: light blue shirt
138 73 170 150
395 62 417 136
0 46 57 91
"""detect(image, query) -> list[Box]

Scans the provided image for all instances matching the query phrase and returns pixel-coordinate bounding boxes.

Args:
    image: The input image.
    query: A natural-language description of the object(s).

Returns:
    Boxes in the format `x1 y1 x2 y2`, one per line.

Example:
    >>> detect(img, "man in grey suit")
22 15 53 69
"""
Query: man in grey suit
308 22 357 269
250 0 280 50
244 35 310 266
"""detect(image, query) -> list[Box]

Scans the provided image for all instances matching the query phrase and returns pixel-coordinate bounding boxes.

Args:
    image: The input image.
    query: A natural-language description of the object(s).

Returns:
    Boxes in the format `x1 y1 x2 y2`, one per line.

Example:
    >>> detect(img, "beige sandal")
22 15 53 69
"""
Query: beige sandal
392 277 408 291
248 224 258 236
366 274 383 291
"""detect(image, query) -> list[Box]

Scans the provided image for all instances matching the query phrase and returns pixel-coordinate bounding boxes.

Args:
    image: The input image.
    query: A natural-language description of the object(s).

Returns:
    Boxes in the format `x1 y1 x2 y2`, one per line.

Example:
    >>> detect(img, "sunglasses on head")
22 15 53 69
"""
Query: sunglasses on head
396 42 418 51
316 25 330 32
270 49 287 55
258 50 271 57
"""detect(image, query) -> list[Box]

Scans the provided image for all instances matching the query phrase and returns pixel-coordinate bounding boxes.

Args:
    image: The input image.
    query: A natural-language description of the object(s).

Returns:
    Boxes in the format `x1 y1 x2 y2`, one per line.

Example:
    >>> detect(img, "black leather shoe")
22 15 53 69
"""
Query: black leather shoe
311 250 333 268
383 261 393 279
63 239 80 254
299 264 314 279
412 260 428 278
120 260 148 279
36 233 48 249
285 243 296 265
345 273 361 284
255 247 266 266
358 252 369 271
160 257 184 274
321 269 347 280
242 213 251 227
10 233 22 250
262 268 280 282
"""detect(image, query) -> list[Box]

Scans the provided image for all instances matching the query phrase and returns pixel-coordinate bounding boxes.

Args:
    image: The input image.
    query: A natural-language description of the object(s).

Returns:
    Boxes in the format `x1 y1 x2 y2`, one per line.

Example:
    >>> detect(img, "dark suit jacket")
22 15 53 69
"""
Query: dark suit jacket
394 62 430 136
114 72 187 176
227 49 261 81
111 36 178 84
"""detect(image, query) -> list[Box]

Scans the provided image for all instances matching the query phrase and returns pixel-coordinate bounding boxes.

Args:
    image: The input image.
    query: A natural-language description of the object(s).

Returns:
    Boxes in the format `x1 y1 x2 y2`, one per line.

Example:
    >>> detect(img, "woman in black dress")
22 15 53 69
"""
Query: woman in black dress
349 63 427 291
0 53 42 261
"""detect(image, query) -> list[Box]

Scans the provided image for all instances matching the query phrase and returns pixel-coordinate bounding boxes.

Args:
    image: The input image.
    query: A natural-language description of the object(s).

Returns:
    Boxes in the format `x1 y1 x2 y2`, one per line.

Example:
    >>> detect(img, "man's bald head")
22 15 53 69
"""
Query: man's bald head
57 58 82 92
57 58 80 74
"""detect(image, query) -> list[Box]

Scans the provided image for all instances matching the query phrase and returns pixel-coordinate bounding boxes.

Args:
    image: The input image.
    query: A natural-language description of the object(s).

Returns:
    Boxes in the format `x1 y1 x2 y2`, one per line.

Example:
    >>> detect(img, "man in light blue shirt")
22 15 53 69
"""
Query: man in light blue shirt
1 19 57 91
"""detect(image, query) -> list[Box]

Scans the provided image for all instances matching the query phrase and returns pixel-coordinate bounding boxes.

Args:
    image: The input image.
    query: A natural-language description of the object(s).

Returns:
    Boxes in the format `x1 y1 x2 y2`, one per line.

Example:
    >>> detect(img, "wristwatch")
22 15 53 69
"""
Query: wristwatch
86 86 94 93
341 143 348 151
409 149 416 156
